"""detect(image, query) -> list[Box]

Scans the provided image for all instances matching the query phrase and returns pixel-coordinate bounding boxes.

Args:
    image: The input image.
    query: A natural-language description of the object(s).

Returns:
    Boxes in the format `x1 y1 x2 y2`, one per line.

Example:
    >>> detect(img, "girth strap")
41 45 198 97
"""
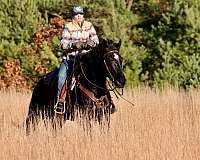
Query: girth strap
77 83 109 109
78 83 97 102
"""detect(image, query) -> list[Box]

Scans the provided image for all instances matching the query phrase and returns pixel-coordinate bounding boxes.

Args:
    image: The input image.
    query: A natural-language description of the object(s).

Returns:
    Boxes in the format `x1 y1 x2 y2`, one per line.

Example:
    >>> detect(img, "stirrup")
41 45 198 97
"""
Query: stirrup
54 101 66 114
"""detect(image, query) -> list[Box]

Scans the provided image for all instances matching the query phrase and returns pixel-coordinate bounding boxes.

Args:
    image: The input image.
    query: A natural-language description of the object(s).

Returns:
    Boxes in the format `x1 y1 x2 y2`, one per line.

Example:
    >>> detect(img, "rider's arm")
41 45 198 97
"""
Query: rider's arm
61 24 72 49
88 25 99 47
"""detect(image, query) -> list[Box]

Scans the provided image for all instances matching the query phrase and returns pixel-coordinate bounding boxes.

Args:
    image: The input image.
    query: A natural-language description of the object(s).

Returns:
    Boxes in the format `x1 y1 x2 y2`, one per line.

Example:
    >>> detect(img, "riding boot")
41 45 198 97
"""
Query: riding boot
54 80 67 114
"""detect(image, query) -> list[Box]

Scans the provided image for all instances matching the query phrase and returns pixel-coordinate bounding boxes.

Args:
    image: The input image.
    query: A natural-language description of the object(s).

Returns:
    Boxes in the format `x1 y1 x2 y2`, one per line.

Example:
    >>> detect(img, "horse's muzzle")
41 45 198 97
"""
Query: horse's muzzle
115 75 126 88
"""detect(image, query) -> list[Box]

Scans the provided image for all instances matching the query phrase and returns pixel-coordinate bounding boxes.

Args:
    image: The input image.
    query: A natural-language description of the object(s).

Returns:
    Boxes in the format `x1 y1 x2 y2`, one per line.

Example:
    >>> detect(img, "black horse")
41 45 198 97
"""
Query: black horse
26 39 126 129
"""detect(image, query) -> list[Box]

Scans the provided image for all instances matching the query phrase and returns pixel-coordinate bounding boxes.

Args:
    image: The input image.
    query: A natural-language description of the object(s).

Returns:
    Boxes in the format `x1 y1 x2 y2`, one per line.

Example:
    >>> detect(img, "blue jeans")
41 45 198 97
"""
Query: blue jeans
57 58 73 98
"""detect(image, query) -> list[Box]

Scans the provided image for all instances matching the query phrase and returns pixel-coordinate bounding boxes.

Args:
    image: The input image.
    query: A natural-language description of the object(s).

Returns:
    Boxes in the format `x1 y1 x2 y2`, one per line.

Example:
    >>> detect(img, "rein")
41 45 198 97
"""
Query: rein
77 48 134 108
107 81 135 106
77 83 109 109
77 58 110 109
103 50 119 57
78 48 124 92
104 60 115 83
103 49 123 83
80 62 106 91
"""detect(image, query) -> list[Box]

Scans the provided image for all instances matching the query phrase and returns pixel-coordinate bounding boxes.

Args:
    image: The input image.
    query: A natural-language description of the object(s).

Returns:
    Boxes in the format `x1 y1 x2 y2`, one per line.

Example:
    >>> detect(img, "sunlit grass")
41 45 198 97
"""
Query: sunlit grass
0 87 200 160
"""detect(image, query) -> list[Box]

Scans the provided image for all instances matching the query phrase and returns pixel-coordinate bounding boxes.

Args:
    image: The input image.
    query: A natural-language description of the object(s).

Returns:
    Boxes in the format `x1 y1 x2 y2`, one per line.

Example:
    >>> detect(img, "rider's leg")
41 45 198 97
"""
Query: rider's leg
57 59 68 101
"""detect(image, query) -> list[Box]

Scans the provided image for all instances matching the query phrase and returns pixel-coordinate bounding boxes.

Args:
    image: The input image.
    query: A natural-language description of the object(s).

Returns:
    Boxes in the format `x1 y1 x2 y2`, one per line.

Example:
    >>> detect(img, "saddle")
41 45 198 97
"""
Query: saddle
54 75 110 114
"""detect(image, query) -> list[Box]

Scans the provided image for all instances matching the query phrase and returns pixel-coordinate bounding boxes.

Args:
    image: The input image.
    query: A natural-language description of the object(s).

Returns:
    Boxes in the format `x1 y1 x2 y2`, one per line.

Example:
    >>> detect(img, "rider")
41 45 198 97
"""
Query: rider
55 5 99 110
55 5 117 114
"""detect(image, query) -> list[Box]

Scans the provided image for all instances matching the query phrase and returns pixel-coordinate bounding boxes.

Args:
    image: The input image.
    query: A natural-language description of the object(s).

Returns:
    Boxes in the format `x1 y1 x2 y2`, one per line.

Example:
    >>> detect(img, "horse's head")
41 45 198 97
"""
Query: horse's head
100 39 126 88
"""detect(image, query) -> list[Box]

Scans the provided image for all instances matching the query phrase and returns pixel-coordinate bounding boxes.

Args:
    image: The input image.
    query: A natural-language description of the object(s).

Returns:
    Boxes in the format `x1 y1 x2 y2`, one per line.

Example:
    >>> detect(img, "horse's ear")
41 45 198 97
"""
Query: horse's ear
115 39 121 49
99 38 107 46
101 38 107 47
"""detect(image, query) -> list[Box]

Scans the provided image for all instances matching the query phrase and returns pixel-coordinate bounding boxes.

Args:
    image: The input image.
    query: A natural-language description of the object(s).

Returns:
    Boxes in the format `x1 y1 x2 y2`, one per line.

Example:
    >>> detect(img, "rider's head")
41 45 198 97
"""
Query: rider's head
71 5 85 23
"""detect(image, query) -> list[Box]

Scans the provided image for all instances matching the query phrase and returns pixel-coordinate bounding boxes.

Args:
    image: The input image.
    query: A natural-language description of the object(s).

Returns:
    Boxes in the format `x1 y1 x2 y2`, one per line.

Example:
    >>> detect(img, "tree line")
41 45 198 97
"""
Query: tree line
0 0 199 89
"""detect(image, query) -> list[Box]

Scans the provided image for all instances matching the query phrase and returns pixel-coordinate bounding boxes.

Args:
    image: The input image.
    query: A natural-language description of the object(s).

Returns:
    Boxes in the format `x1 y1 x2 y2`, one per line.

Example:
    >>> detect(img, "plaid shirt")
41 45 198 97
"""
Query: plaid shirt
61 20 99 49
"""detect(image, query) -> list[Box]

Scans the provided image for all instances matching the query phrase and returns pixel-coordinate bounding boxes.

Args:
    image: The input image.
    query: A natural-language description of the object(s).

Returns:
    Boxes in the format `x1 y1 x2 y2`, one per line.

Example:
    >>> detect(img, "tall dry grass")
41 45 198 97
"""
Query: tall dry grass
0 87 200 160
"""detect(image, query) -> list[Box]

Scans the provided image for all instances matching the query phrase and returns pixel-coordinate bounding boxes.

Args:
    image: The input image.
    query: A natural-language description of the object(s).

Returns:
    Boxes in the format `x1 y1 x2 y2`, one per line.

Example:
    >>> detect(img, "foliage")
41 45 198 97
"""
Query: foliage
0 0 199 89
131 0 200 88
0 0 42 79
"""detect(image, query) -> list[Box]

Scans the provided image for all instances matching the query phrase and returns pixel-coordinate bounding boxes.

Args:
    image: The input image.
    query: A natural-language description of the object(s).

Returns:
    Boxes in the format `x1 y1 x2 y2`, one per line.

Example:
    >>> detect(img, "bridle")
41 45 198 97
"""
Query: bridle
79 49 123 91
76 48 130 108
103 49 123 82
103 49 126 98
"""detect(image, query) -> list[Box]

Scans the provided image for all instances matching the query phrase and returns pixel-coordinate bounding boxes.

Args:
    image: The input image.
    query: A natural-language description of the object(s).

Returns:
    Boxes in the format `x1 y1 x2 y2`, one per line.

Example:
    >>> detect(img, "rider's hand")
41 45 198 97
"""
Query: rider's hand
73 42 84 49
63 48 72 55
86 40 95 48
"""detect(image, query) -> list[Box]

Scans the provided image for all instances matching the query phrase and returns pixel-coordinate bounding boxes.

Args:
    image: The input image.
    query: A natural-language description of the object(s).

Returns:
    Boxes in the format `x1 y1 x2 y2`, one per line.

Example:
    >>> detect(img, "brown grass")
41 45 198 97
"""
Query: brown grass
0 87 200 160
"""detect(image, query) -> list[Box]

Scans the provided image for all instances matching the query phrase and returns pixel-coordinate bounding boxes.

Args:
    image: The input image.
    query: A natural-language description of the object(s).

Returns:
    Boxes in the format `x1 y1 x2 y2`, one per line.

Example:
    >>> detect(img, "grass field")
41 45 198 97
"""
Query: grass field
0 87 200 160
